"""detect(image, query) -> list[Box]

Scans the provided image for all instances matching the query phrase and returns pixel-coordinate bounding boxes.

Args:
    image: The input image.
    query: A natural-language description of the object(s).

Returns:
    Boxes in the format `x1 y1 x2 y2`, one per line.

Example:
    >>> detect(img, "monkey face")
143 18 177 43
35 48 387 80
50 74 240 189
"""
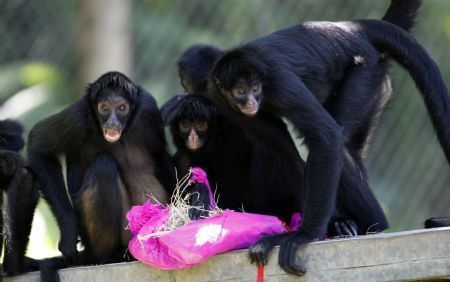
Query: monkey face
231 82 262 116
95 90 131 143
178 119 209 151
215 78 262 117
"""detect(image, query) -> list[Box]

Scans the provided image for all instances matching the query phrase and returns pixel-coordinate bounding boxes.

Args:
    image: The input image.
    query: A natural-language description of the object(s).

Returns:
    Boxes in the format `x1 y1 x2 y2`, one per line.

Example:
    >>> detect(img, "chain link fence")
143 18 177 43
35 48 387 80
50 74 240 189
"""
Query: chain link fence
1 0 449 257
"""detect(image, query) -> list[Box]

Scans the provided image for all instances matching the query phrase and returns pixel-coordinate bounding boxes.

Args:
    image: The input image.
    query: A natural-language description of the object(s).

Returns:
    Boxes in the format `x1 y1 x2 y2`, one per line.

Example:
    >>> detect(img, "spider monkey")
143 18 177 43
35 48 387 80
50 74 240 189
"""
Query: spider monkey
162 94 254 219
12 72 175 281
208 1 449 276
172 46 312 226
172 0 422 238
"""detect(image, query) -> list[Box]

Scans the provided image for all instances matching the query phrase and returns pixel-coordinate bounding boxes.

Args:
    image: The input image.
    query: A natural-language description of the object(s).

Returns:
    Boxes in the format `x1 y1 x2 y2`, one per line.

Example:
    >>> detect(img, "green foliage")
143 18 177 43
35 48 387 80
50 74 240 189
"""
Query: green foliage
1 0 449 257
21 63 60 86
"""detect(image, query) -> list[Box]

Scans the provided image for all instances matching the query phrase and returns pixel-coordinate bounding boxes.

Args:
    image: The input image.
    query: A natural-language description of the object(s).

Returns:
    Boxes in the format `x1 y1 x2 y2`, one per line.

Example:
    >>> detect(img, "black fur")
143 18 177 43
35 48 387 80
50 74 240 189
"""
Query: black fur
382 0 421 31
173 1 422 238
361 20 450 155
164 94 306 223
424 217 450 228
0 120 25 153
0 120 40 276
208 1 449 276
177 44 223 93
16 72 175 279
172 48 308 224
163 94 254 212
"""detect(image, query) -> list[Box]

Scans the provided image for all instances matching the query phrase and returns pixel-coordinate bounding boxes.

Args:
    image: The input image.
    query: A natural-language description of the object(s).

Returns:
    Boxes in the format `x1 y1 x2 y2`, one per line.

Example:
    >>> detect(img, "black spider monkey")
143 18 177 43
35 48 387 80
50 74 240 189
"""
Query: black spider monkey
162 94 254 219
172 43 311 226
174 44 360 235
208 3 449 276
0 120 40 276
164 91 309 226
171 0 422 237
175 45 362 234
9 72 175 280
164 91 311 223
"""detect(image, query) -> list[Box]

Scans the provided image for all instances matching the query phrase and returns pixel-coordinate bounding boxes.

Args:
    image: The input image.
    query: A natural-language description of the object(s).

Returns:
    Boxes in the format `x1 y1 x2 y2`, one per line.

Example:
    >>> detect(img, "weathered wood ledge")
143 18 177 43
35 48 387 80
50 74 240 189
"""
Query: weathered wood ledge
5 227 450 281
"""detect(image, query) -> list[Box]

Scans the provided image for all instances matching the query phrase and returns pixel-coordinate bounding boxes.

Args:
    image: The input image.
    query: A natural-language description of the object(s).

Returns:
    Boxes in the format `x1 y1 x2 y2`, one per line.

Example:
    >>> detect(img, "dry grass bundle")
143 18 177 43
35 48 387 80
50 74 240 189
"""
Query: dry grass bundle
139 169 223 239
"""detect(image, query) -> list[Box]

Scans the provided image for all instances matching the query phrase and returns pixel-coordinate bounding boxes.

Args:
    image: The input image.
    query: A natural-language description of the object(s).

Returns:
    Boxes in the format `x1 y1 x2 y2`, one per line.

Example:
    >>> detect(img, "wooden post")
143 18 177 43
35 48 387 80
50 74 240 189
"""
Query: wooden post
78 0 133 88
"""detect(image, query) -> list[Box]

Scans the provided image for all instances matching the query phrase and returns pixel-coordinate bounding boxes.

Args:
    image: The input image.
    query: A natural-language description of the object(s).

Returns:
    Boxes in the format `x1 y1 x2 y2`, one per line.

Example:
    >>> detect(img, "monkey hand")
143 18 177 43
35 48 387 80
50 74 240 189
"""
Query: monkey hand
328 217 359 237
249 232 295 266
188 183 212 220
58 240 78 258
58 228 79 258
278 231 317 275
58 239 78 258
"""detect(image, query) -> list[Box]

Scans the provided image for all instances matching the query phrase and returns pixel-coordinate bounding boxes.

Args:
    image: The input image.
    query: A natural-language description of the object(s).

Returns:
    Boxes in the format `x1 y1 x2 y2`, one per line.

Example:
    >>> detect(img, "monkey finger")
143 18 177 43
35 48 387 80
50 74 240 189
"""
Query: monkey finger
188 208 200 220
346 220 359 236
280 240 301 275
334 221 343 236
249 243 269 266
198 210 209 219
249 252 262 265
261 254 269 266
339 222 353 236
249 253 255 264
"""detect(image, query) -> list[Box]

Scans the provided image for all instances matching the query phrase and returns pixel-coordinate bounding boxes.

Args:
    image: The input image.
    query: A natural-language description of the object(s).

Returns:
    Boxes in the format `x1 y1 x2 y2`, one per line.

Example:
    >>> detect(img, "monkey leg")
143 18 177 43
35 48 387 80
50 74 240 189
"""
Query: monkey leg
3 167 40 275
326 63 390 235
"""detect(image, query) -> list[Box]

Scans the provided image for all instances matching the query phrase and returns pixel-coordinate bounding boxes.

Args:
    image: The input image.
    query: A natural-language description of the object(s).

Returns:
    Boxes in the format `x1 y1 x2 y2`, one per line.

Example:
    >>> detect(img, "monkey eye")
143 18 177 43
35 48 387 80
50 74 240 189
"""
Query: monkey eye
117 104 129 113
195 121 208 132
252 85 260 92
234 88 247 97
98 104 110 114
179 120 191 133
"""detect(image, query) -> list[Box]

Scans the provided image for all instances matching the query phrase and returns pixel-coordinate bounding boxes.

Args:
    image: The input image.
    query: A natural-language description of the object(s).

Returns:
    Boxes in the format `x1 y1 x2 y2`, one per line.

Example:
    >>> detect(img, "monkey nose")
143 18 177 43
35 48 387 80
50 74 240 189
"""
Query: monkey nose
189 131 198 140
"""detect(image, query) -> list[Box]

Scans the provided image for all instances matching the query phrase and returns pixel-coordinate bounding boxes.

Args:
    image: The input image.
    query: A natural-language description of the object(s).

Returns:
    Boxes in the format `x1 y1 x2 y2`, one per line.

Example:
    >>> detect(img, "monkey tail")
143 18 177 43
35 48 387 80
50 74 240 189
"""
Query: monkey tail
76 152 125 260
360 19 450 163
381 0 421 32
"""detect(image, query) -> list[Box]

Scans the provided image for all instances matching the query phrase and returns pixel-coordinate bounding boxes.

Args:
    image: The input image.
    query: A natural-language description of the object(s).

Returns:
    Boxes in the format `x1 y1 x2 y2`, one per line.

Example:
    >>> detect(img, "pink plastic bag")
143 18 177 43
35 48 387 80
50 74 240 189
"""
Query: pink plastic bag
129 208 286 269
127 167 298 270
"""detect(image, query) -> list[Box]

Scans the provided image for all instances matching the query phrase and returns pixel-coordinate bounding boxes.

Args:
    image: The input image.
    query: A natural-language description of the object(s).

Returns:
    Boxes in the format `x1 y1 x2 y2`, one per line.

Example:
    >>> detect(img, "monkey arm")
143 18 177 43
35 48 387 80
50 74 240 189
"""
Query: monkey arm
28 120 80 258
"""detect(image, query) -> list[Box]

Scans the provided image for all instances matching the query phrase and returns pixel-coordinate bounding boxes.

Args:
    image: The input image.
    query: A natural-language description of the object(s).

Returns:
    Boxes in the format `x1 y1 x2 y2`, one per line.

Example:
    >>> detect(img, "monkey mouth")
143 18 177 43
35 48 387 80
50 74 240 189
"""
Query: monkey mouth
241 107 259 116
187 141 203 151
103 128 121 143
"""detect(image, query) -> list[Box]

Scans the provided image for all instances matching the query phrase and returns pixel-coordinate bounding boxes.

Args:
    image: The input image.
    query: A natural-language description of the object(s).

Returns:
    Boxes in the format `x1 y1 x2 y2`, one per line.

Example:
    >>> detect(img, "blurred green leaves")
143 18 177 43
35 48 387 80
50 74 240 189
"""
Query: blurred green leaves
0 1 448 258
0 62 77 134
21 62 60 86
444 16 450 40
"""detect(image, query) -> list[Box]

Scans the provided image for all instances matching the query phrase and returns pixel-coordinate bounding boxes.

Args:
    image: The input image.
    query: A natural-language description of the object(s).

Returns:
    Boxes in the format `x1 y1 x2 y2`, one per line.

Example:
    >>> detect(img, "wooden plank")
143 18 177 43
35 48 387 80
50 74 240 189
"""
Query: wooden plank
5 227 450 281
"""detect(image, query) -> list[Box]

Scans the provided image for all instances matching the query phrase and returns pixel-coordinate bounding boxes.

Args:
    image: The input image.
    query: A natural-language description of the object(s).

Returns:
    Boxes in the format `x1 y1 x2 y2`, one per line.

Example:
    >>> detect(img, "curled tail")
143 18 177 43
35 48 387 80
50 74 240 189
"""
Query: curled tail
382 0 421 31
360 19 450 163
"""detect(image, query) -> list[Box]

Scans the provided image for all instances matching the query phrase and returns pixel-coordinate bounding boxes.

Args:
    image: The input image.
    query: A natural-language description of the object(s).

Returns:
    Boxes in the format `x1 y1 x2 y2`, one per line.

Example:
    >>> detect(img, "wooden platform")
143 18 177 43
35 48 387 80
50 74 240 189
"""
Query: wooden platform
5 227 450 281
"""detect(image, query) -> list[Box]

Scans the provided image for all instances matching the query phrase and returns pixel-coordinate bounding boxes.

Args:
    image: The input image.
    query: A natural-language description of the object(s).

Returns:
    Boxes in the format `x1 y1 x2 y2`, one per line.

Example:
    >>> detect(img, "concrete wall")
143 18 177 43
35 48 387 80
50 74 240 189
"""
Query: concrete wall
5 227 450 281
